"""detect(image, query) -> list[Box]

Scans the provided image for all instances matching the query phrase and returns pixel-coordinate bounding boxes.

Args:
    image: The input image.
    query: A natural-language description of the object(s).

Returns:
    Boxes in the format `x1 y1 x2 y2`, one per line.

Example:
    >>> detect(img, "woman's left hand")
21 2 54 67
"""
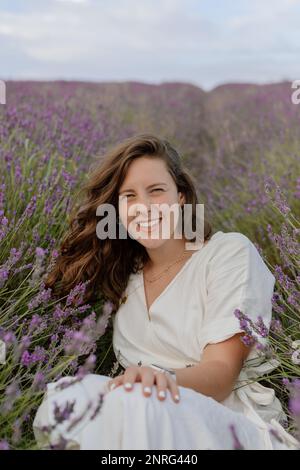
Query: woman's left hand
105 365 181 404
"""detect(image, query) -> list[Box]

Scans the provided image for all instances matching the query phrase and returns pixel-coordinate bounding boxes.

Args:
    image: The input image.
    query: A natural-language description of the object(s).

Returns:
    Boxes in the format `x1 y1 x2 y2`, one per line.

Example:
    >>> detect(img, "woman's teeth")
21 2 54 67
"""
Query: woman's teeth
137 218 161 229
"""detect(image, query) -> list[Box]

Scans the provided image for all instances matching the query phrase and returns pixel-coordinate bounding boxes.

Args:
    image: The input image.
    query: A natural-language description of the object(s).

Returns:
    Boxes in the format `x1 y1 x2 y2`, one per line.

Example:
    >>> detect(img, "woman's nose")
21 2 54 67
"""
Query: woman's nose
135 197 152 215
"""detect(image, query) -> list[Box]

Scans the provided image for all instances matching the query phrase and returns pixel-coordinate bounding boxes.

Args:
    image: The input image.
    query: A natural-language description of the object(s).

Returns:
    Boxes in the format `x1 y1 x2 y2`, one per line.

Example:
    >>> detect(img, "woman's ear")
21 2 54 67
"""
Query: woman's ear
178 191 186 207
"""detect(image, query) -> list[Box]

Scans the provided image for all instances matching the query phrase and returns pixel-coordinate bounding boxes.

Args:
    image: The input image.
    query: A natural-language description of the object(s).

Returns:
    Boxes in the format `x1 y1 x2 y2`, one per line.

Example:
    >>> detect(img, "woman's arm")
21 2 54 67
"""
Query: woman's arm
173 332 251 402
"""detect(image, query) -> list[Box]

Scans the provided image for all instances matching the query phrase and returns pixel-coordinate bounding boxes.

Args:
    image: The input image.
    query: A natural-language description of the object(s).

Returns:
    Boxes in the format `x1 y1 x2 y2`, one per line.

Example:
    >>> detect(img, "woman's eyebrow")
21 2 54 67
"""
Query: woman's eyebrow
119 183 167 194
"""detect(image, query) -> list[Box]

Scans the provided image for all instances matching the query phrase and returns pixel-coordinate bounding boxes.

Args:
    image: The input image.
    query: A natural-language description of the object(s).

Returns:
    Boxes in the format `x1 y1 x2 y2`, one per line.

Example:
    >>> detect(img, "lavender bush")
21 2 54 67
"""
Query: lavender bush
0 80 299 449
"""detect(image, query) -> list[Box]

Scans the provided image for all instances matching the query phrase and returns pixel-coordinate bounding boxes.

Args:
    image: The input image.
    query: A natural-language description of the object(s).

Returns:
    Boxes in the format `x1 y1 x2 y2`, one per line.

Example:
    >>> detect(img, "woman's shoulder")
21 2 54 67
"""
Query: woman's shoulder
197 230 262 273
203 230 253 255
202 230 275 284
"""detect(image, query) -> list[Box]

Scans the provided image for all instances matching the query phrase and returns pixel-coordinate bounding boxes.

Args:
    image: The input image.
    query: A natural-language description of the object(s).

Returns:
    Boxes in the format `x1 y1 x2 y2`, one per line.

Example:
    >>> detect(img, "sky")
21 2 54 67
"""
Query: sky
0 0 299 91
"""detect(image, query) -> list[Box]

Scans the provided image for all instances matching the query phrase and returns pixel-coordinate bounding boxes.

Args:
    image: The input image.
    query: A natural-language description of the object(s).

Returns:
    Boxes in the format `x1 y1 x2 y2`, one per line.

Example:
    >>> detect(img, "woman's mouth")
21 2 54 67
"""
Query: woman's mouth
136 217 162 232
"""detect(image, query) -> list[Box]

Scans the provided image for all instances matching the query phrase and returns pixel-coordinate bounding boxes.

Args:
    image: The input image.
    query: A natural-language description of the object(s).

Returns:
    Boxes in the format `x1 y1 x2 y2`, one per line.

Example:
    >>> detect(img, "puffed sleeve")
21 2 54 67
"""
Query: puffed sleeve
200 232 276 351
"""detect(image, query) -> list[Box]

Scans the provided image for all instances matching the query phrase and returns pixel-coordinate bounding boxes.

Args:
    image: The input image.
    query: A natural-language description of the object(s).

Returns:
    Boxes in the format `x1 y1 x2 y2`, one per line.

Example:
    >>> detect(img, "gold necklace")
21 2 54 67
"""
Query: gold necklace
143 248 192 283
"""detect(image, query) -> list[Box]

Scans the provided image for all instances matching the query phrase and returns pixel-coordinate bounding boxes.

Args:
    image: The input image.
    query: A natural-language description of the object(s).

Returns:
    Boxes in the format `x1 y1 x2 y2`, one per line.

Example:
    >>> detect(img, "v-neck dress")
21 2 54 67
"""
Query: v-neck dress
32 231 299 450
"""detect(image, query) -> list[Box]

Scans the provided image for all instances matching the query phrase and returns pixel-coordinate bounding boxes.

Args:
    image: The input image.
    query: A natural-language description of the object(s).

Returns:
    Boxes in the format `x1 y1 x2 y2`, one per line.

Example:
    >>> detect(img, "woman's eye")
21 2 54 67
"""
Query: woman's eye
122 189 163 198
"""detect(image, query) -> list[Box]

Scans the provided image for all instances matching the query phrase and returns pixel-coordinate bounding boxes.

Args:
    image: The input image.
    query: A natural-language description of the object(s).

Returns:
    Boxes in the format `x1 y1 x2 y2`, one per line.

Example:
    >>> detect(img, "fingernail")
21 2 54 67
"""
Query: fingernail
174 394 180 402
158 390 166 398
124 382 132 390
144 386 152 395
110 383 116 391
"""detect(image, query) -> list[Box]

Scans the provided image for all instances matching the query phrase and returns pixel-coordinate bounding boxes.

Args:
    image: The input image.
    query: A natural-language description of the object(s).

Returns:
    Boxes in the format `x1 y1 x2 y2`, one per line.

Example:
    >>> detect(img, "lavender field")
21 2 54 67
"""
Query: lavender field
0 80 299 449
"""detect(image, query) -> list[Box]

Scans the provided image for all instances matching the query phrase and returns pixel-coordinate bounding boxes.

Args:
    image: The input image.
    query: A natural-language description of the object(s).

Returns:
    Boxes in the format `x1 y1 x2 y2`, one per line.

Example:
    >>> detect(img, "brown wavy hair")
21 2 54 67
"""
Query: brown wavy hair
44 133 213 313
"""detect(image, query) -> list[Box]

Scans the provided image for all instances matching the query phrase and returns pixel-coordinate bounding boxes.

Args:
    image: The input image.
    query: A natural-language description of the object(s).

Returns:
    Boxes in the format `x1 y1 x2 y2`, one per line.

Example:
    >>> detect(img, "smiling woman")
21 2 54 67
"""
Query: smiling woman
33 134 299 450
42 133 211 312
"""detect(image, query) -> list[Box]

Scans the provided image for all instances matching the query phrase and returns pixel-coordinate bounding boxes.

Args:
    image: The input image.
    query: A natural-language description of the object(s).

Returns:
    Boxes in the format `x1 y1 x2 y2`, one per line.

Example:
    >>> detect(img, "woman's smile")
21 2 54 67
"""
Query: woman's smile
136 216 163 232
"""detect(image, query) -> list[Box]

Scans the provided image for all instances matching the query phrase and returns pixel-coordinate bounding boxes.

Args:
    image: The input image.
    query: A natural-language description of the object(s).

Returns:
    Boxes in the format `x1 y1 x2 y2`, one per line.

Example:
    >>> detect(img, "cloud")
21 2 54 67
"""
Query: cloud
54 0 90 3
0 0 299 89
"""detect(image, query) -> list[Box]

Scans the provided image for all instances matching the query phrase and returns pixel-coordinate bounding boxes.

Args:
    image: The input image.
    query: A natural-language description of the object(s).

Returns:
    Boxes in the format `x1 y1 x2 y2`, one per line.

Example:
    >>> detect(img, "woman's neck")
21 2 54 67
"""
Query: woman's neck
144 238 192 271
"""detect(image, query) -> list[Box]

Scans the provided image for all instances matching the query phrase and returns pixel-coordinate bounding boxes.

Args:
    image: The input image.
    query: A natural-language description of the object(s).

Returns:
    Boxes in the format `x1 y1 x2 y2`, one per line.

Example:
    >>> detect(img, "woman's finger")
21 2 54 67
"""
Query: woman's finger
106 374 124 392
140 367 156 397
122 366 139 392
166 373 181 404
153 371 169 401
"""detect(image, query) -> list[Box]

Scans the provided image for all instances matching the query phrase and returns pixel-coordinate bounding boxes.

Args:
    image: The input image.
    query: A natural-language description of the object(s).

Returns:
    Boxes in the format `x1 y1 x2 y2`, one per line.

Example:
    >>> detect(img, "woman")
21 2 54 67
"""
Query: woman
33 134 299 450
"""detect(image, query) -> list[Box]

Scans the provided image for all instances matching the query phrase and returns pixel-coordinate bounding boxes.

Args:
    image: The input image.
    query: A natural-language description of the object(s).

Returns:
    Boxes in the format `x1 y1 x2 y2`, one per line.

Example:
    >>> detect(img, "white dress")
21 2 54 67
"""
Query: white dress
33 231 300 450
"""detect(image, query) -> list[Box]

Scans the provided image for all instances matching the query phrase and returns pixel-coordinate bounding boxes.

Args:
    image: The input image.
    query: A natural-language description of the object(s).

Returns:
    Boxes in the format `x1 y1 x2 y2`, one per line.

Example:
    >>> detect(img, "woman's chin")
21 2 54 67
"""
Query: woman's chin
139 238 173 250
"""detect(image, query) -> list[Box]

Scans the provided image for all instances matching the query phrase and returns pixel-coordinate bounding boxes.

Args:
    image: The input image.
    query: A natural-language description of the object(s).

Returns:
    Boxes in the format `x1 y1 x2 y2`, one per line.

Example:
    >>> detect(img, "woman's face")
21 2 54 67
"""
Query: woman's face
118 156 185 249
